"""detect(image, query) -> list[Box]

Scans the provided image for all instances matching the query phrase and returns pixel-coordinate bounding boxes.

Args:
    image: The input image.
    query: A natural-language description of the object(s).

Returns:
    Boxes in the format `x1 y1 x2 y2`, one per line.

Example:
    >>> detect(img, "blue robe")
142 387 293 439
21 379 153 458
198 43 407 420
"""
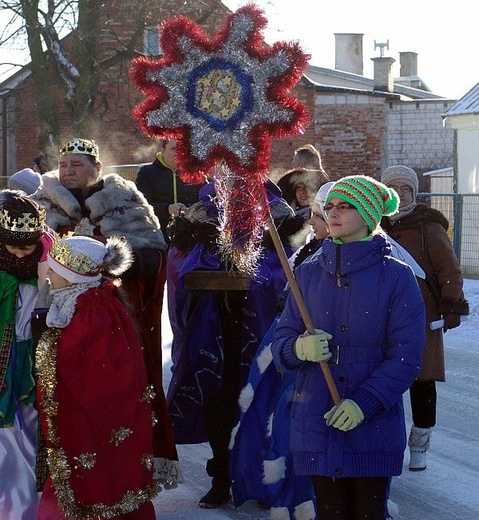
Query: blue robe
230 318 316 519
166 182 291 445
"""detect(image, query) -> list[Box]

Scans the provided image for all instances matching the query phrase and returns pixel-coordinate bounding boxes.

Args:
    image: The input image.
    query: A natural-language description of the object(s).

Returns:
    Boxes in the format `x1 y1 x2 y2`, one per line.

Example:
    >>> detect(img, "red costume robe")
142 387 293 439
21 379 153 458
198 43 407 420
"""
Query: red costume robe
36 282 157 519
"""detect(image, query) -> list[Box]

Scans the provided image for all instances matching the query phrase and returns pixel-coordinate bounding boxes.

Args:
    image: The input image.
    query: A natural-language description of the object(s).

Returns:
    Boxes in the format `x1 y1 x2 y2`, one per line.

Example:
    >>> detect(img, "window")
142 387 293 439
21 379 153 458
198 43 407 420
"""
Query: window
144 26 162 57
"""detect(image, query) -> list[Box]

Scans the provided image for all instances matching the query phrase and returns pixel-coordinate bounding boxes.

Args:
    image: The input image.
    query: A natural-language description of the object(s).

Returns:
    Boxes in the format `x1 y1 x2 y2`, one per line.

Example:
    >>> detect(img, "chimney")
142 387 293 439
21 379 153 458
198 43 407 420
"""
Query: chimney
334 33 364 75
399 52 418 77
371 56 395 93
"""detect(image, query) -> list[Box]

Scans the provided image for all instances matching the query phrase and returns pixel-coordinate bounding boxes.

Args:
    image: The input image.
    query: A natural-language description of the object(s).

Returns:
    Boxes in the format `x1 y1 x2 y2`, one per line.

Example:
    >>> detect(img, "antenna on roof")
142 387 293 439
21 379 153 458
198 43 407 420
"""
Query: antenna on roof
374 40 389 57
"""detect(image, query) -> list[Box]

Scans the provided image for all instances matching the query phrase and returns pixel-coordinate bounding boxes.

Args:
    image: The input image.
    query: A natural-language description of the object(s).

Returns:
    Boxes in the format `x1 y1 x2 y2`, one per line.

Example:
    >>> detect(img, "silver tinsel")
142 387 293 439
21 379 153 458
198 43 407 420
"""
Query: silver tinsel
144 10 296 166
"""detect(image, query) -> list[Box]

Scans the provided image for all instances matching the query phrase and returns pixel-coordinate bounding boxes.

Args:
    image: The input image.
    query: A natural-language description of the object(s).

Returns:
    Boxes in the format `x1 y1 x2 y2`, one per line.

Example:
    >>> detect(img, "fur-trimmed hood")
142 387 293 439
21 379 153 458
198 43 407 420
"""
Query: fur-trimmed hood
32 171 166 250
277 168 329 207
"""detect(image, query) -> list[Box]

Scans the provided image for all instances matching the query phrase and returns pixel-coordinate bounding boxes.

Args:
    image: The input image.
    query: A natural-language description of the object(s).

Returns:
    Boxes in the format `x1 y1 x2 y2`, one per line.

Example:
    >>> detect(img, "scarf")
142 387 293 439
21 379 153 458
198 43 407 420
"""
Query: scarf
388 201 417 223
0 271 37 426
47 281 100 328
0 244 41 280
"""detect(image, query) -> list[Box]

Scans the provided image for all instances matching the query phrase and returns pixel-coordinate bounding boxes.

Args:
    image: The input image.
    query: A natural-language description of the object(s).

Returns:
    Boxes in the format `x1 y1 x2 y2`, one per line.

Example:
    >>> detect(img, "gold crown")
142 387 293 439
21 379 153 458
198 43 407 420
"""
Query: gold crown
0 207 45 233
49 235 101 275
59 138 100 161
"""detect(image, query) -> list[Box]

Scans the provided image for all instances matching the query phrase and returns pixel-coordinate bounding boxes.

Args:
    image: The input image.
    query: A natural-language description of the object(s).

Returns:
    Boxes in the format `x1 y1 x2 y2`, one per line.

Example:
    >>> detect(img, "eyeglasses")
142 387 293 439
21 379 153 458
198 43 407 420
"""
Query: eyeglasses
323 202 356 216
390 185 413 195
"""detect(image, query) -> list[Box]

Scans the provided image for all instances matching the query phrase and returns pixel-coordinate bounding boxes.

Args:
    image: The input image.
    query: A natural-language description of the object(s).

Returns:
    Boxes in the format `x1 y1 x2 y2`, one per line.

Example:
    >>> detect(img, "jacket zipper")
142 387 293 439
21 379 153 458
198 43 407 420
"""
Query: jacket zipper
335 244 342 287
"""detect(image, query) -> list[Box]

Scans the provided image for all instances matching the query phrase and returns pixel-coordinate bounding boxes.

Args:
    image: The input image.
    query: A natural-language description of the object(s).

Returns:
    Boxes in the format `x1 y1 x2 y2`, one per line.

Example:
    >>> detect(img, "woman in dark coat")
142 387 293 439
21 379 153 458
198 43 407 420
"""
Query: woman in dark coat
381 165 469 471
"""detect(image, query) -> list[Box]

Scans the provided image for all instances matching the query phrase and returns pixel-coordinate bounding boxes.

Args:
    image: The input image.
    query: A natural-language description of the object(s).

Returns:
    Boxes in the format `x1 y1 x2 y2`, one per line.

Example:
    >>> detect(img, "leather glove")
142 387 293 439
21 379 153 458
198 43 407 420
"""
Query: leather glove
443 313 461 332
324 399 364 431
294 329 332 362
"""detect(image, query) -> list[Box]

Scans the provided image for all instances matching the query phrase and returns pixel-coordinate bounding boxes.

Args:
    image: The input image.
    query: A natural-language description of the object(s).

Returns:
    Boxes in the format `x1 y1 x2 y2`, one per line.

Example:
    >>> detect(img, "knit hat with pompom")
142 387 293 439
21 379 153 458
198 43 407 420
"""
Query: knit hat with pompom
324 175 399 232
47 235 133 284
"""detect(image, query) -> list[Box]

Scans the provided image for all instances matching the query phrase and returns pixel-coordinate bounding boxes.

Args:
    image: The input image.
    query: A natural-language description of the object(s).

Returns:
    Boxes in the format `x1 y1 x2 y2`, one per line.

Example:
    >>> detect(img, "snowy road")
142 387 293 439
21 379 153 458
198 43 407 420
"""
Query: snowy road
154 279 479 519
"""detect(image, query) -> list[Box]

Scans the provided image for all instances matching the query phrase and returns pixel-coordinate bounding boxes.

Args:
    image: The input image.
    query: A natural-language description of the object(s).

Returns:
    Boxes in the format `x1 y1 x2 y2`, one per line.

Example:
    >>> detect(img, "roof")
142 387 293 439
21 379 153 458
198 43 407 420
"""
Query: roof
443 82 479 117
0 40 451 103
301 74 401 100
0 66 31 96
423 167 453 177
304 64 447 101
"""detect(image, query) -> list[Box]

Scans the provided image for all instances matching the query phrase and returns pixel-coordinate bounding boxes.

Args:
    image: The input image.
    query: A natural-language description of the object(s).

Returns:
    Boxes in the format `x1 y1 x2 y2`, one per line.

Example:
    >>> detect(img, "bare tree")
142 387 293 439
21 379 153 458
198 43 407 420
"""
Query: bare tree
0 0 226 155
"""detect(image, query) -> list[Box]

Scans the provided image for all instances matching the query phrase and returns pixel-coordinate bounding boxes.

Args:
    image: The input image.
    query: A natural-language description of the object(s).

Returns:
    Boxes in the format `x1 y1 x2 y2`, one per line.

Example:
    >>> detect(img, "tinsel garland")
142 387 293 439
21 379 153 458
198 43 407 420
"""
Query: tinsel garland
168 199 309 254
213 163 267 275
129 4 309 273
36 328 158 518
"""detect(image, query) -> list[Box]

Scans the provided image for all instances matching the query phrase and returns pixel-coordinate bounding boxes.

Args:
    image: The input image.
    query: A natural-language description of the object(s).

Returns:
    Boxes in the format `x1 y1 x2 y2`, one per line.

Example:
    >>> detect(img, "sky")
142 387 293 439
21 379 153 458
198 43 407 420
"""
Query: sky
222 0 479 100
155 276 479 518
1 0 477 99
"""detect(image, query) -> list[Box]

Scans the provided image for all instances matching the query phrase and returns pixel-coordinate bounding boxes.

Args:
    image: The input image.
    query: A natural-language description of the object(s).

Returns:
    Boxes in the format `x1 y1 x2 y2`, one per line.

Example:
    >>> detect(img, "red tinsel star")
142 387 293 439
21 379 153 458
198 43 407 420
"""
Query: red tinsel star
129 4 309 183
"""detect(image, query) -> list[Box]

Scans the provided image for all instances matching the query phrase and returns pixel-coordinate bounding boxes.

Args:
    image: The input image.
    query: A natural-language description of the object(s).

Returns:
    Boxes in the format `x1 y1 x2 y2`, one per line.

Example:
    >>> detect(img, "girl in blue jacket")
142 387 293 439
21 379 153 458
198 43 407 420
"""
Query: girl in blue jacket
272 175 426 520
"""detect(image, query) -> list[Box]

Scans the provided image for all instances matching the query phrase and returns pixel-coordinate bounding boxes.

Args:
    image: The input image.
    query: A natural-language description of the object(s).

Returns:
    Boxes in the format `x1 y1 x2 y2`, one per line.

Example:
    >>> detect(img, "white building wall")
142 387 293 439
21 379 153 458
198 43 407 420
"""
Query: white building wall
444 114 479 194
457 131 479 193
386 100 455 171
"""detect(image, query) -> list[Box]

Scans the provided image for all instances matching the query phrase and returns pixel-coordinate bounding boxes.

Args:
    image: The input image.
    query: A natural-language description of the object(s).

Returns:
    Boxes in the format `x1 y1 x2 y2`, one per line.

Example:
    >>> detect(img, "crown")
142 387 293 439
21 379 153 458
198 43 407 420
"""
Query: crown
0 207 45 233
59 138 100 161
49 235 101 276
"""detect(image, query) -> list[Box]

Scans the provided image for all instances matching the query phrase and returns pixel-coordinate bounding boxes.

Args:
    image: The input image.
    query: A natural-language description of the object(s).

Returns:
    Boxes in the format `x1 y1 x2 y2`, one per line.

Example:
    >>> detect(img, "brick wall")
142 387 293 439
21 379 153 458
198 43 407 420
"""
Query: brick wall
269 80 319 181
269 90 456 188
386 99 455 183
313 93 387 181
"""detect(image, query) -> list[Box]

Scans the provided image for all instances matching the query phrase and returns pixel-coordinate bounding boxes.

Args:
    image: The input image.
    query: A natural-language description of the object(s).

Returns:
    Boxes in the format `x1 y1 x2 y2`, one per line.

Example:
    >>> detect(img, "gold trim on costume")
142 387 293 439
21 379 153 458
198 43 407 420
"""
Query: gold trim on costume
36 328 157 518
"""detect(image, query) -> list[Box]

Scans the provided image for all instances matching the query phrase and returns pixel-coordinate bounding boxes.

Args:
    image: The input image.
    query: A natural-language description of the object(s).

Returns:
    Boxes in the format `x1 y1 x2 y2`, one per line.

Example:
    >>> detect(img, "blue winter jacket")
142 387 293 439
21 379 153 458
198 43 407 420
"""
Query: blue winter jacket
271 233 425 478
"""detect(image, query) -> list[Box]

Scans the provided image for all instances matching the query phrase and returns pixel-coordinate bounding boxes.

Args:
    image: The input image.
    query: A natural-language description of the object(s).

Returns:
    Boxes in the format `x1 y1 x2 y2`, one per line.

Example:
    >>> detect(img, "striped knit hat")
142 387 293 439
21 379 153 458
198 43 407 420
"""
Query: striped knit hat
325 175 399 232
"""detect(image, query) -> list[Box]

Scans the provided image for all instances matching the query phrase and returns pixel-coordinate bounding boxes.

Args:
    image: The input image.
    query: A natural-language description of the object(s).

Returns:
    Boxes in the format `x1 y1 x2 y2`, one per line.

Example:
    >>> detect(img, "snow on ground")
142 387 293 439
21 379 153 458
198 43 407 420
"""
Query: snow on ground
154 278 479 519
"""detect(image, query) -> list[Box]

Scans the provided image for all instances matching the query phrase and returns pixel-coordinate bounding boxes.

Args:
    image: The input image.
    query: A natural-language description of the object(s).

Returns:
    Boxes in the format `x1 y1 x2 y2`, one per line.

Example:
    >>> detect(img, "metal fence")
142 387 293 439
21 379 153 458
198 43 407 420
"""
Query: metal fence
418 193 479 279
1 172 478 278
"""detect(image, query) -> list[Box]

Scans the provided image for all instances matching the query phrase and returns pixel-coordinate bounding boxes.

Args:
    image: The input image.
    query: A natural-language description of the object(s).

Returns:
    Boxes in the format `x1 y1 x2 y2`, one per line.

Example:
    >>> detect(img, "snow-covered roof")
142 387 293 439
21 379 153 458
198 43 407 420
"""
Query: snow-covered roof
443 82 479 117
423 167 453 177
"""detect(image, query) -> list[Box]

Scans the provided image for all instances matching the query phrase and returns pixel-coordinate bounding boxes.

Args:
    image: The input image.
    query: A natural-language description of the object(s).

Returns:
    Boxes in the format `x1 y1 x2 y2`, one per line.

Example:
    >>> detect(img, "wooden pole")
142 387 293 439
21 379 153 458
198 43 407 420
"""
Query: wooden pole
266 214 341 405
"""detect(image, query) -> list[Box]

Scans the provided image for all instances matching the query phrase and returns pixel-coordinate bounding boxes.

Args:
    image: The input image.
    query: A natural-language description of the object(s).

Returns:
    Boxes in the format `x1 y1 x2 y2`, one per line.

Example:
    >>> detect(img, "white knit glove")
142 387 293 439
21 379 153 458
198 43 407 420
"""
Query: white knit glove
294 329 332 362
324 399 364 431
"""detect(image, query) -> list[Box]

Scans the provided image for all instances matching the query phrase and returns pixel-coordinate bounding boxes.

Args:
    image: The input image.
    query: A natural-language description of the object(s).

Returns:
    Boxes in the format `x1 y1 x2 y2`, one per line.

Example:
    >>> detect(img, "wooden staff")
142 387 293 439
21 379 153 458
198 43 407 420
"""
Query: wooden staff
266 214 341 405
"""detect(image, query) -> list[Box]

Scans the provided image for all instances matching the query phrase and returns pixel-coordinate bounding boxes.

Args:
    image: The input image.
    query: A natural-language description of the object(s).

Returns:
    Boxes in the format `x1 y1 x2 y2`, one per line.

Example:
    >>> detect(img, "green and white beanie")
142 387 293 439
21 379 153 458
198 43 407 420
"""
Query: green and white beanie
324 175 399 232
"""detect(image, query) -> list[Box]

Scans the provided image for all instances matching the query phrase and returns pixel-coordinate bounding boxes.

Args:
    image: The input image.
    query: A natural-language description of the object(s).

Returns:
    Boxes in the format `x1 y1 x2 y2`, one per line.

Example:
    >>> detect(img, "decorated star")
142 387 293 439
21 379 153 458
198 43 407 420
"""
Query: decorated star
129 4 309 183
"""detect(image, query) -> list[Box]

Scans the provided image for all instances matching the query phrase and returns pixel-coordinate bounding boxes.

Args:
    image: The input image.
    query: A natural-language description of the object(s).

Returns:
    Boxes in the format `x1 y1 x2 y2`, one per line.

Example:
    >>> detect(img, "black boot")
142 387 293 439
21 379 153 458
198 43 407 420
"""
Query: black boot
199 477 231 508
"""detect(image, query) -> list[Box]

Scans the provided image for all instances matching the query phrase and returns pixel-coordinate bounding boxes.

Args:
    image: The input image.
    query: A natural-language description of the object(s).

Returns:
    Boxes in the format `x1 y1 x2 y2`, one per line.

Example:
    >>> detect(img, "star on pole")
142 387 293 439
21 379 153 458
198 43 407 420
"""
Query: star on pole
130 4 309 272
